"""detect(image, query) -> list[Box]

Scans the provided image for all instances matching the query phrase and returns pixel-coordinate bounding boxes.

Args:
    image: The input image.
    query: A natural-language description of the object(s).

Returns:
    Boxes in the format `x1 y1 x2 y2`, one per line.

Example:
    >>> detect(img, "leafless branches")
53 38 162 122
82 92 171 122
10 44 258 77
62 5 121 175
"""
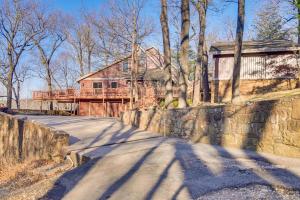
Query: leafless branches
0 0 44 109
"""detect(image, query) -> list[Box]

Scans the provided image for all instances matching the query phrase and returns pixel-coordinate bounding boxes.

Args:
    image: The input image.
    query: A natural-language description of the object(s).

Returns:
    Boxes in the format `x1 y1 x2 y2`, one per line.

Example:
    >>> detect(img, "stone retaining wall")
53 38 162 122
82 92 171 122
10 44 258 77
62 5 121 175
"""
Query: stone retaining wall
0 112 69 165
211 79 298 103
121 96 300 158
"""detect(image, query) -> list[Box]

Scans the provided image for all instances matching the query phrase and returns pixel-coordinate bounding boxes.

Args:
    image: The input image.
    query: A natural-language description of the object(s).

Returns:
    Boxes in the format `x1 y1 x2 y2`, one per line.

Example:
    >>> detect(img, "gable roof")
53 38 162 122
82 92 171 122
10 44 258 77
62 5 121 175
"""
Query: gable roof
210 40 300 55
76 47 160 82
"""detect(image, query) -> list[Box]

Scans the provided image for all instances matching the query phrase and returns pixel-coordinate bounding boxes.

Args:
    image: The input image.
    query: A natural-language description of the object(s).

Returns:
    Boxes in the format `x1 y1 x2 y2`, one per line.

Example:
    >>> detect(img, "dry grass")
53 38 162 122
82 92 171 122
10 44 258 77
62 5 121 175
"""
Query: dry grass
0 159 71 200
244 88 300 102
0 160 52 190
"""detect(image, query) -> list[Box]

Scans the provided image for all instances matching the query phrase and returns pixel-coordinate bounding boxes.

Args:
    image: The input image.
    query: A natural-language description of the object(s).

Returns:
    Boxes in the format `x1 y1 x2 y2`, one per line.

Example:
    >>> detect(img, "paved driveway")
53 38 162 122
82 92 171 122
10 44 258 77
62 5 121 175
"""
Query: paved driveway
19 116 300 200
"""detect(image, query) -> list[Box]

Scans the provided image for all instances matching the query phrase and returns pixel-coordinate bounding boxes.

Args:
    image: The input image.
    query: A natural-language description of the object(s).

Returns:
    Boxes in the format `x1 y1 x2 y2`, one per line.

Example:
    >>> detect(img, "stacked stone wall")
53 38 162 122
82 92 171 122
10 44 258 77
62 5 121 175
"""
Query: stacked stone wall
121 96 300 158
0 112 69 165
211 79 298 103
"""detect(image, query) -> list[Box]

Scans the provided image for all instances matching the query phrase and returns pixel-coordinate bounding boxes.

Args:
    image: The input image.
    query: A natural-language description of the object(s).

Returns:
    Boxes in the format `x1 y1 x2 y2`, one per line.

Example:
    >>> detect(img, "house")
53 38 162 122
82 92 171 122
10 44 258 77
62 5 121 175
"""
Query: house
209 40 300 103
32 47 175 117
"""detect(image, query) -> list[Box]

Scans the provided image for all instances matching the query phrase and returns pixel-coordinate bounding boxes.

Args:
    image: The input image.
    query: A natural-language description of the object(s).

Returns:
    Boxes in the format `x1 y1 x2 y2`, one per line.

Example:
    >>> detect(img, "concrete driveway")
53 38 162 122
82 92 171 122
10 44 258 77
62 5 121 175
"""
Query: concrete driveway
19 116 300 200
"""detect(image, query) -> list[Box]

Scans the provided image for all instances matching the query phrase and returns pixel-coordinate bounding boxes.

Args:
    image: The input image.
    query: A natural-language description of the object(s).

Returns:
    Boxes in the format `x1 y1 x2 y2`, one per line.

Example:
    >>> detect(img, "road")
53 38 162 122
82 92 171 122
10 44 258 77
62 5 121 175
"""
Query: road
19 115 300 200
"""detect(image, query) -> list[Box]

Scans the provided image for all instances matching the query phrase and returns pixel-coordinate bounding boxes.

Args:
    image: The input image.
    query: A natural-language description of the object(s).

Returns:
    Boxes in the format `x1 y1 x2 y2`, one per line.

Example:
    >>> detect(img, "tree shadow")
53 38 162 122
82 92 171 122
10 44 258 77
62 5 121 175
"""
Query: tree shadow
203 99 300 195
146 103 300 199
41 119 148 199
40 99 300 200
98 139 166 200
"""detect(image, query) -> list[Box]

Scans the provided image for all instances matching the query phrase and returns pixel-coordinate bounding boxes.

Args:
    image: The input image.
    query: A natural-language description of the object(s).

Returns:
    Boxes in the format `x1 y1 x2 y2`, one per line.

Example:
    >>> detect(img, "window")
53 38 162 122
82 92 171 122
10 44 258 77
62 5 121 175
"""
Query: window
110 82 118 88
123 60 129 72
93 82 102 88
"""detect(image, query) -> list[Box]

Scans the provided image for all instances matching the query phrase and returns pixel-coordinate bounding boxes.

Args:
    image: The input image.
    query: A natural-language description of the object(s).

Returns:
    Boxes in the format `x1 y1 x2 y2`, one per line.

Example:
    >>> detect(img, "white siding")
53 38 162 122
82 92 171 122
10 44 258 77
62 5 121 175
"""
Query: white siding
214 53 299 80
241 56 265 79
217 57 234 80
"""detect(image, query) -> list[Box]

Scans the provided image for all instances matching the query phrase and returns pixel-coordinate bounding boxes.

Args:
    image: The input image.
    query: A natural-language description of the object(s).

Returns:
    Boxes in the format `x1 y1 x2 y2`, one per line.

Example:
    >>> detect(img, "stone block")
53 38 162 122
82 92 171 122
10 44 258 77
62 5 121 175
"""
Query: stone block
288 119 300 132
292 99 300 120
196 136 210 144
282 131 300 148
274 143 300 158
221 134 237 147
256 142 274 154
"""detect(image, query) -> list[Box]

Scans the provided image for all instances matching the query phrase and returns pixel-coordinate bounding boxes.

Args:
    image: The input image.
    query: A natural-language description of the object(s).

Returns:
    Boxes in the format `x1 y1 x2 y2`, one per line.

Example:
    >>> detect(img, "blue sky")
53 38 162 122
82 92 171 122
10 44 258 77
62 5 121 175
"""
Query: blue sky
44 0 264 46
50 0 105 12
20 0 265 98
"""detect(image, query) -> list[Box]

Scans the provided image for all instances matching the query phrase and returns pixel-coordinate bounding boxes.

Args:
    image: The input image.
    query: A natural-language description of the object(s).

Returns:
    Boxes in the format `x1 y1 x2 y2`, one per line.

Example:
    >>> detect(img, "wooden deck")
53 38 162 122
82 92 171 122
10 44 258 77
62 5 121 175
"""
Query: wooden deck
32 88 132 102
32 87 179 102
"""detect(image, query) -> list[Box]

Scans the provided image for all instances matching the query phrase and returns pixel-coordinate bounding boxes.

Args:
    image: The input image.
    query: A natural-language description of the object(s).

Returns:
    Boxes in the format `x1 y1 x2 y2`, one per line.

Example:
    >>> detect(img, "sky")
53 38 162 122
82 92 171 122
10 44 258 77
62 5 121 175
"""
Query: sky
6 0 268 99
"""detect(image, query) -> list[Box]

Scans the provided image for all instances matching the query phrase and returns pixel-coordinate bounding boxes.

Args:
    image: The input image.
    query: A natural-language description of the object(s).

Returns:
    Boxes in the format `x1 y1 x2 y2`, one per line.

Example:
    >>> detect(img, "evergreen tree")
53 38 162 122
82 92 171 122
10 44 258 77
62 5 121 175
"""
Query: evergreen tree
253 2 290 41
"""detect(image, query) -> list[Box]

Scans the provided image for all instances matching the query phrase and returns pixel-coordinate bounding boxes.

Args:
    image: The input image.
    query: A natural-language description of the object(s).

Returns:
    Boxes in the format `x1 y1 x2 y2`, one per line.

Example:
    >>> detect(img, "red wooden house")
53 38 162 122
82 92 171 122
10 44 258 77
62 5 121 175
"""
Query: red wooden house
32 47 173 117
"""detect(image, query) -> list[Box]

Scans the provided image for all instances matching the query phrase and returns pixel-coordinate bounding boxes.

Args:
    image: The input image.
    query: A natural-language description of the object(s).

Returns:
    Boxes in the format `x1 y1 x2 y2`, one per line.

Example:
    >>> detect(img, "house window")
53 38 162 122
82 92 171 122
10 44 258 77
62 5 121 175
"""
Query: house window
93 82 102 88
110 82 118 88
123 60 129 72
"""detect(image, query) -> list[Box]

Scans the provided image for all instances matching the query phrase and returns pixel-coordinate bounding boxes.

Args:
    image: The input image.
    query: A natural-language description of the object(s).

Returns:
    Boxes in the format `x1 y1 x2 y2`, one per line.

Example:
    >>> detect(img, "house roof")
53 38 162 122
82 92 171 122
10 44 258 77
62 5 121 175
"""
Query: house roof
76 47 159 82
210 40 300 55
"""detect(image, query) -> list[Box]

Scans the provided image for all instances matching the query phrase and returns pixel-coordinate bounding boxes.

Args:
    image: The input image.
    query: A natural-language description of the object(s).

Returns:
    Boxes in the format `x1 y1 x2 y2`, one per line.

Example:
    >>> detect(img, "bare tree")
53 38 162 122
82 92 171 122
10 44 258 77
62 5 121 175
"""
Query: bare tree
231 0 245 101
12 64 31 109
0 0 43 109
53 52 79 89
192 0 210 106
160 0 173 108
178 0 190 108
66 23 86 76
89 12 121 67
33 11 66 110
223 16 236 41
66 14 97 76
99 0 154 108
83 22 96 73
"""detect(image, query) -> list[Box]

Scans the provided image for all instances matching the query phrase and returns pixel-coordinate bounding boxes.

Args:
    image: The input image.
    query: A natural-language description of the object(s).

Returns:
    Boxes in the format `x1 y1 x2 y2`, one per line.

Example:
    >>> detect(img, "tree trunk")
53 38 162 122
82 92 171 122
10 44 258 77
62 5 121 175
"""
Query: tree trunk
6 67 13 109
79 48 84 76
13 82 21 110
87 50 92 73
178 0 190 108
202 42 209 101
130 13 138 109
231 0 245 101
160 0 173 108
46 64 54 111
193 0 209 105
298 2 300 44
133 47 139 102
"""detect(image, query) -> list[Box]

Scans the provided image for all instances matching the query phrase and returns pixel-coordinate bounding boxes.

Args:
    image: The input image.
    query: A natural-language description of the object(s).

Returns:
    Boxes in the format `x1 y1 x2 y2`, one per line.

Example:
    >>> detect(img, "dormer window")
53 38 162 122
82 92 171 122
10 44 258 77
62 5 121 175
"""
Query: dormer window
123 60 129 72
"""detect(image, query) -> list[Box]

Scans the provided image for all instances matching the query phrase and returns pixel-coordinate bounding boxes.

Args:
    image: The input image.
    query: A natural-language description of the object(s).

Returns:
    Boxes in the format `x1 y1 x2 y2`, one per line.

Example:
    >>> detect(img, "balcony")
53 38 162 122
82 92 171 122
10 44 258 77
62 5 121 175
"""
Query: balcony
32 87 180 102
32 88 131 101
79 88 131 99
32 89 76 101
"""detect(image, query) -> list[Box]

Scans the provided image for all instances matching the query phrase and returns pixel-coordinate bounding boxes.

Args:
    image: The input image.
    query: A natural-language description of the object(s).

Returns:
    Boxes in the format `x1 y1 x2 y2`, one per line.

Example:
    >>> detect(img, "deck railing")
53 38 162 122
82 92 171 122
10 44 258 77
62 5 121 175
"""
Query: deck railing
79 88 131 98
32 89 76 100
32 87 180 101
